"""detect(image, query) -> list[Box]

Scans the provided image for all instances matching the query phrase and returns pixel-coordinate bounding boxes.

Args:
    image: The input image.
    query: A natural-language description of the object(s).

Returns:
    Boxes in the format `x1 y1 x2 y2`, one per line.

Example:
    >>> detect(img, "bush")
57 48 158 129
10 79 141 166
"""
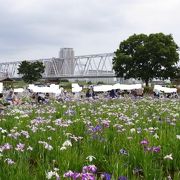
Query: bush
60 79 69 83
87 81 92 85
97 81 104 85
143 86 154 94
60 82 71 89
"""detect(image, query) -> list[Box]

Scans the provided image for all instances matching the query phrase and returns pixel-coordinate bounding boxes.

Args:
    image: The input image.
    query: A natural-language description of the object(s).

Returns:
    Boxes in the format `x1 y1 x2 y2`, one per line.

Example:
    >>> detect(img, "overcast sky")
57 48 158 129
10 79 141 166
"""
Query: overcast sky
0 0 180 62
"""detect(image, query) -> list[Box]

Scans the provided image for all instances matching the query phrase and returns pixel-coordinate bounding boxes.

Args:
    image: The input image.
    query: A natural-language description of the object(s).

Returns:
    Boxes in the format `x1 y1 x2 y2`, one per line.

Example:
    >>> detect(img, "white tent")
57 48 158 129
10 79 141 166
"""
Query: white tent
14 88 24 93
113 83 142 90
28 84 61 93
72 83 82 93
154 85 177 93
93 85 113 92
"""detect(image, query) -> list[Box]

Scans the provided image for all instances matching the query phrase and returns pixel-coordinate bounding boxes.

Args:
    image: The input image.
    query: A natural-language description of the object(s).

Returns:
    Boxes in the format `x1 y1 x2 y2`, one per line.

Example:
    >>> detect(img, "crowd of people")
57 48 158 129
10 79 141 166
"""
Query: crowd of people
0 85 179 114
85 87 144 99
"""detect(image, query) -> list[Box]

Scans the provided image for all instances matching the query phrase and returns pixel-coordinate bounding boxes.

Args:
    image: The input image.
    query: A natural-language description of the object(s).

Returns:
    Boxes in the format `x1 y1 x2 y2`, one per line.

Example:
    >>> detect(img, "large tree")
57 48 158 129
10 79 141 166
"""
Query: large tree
18 61 45 83
113 33 180 86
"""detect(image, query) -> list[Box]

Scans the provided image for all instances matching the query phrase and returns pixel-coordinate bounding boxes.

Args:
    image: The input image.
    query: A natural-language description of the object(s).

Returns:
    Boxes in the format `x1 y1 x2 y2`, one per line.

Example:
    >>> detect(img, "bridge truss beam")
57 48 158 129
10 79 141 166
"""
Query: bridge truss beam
0 53 115 79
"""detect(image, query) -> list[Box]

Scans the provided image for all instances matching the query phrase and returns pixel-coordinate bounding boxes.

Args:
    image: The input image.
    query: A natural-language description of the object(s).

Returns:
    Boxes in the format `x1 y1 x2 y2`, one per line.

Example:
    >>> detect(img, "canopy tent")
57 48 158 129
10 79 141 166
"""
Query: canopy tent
93 84 142 92
72 83 82 93
93 85 113 92
14 88 24 93
112 83 142 90
28 84 61 93
154 85 177 93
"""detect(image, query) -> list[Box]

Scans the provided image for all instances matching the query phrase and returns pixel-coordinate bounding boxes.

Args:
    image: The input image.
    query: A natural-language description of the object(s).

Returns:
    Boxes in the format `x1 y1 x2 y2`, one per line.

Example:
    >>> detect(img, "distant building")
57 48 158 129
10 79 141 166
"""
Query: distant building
45 48 75 77
59 48 75 76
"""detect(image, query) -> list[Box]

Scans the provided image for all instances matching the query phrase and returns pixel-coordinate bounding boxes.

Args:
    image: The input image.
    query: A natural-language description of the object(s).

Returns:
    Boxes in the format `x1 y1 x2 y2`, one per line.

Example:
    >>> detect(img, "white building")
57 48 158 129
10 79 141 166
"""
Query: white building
59 48 75 76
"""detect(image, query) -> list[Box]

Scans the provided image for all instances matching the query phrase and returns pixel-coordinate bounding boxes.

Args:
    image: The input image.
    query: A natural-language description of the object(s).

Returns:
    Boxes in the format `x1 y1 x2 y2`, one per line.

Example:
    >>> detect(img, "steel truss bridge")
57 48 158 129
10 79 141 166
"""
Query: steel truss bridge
0 53 115 79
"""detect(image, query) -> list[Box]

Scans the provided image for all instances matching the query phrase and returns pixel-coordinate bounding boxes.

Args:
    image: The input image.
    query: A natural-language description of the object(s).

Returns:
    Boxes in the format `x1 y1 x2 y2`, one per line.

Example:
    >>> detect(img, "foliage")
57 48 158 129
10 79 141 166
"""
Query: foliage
172 71 180 85
60 79 69 83
113 33 180 86
59 82 72 89
87 81 92 85
143 86 154 94
13 80 27 88
18 61 45 83
0 99 179 179
97 81 105 85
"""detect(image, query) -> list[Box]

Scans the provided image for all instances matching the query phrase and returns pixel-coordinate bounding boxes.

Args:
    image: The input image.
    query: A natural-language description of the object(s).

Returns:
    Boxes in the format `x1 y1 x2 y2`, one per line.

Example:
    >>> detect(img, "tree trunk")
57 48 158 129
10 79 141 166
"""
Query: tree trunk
145 79 149 87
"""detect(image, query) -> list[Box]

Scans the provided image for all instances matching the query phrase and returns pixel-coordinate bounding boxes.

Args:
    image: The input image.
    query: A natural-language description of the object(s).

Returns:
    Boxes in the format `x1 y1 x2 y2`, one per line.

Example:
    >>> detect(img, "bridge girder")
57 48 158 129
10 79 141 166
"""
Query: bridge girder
0 53 115 79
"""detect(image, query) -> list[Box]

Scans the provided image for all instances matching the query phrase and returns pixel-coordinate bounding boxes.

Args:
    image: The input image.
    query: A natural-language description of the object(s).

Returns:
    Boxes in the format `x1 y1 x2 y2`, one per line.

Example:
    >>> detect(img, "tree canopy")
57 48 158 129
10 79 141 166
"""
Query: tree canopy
18 61 45 83
113 33 180 86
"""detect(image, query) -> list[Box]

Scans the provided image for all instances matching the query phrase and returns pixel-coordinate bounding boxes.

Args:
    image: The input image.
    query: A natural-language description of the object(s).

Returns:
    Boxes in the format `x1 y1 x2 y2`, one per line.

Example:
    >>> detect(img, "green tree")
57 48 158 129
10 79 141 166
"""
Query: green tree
113 33 180 86
18 61 45 83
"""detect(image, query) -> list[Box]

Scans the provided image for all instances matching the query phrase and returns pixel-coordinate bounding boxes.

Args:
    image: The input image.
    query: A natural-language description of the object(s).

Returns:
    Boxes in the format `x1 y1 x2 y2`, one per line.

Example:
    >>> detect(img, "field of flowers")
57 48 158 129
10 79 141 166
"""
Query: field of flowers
0 98 179 179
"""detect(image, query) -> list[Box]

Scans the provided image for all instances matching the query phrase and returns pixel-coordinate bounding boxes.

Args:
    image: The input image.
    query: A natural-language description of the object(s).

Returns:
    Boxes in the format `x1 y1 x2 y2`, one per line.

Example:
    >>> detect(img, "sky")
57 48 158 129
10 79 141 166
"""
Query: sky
0 0 180 62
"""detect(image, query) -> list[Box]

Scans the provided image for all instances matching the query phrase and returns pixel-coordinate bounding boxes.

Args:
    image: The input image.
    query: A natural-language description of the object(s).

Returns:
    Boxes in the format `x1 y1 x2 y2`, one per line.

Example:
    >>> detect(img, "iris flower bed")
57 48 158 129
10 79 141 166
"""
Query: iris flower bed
0 98 179 179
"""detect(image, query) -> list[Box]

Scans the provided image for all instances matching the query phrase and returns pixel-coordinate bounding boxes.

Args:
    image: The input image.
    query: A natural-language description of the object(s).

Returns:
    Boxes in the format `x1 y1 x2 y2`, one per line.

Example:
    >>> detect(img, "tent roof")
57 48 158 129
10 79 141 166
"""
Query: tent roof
0 77 14 82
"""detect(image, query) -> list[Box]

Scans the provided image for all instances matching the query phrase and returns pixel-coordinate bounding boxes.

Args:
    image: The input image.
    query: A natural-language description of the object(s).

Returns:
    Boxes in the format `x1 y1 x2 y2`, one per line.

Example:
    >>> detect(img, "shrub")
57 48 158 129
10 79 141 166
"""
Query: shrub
143 86 154 94
97 81 104 85
60 79 69 83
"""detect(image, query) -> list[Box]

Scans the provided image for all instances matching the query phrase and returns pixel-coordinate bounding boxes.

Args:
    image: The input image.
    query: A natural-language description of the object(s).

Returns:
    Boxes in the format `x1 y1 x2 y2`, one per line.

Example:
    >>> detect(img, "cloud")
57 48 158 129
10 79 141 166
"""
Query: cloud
0 0 179 61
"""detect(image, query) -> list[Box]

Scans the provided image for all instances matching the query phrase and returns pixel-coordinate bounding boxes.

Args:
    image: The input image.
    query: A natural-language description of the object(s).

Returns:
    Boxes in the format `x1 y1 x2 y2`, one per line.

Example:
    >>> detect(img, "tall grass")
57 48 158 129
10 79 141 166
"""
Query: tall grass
0 98 179 179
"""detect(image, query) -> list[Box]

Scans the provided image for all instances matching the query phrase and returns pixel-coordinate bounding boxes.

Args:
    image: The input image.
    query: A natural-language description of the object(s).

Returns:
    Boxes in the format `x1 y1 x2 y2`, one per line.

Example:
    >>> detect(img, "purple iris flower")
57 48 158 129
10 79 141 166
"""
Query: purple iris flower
92 125 102 132
101 172 112 180
82 173 95 180
63 170 74 177
82 165 97 173
144 147 152 152
151 146 161 153
72 172 81 179
140 139 149 146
